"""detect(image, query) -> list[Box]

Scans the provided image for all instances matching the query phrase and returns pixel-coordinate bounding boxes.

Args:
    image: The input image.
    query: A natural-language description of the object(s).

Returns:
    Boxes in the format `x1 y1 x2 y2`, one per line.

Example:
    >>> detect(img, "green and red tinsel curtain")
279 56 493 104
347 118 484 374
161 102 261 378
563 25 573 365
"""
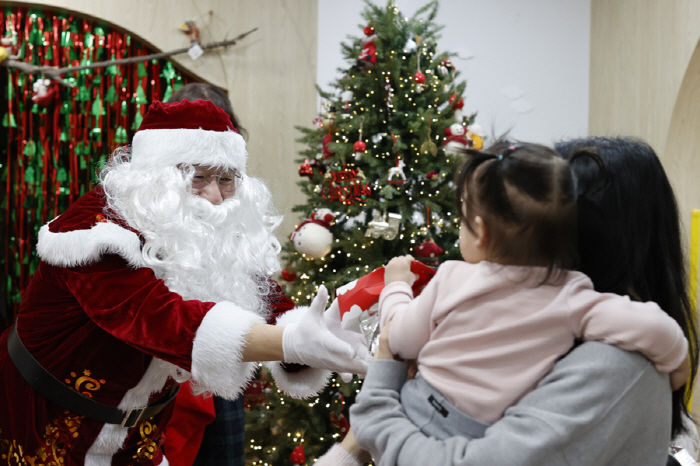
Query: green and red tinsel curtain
0 7 194 327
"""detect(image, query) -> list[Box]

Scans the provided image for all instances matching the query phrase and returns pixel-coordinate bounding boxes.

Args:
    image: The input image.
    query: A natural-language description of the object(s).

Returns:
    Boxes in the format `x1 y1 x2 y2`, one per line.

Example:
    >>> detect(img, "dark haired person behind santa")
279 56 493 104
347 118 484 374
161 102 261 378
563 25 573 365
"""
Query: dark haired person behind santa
168 82 248 140
0 99 369 466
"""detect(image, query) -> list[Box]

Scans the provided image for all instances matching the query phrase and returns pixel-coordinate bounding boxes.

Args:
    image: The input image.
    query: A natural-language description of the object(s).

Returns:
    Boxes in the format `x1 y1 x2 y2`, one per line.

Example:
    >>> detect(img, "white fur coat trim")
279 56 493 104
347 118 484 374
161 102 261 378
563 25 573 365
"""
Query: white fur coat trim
262 306 332 398
190 302 264 399
37 220 144 268
85 358 184 465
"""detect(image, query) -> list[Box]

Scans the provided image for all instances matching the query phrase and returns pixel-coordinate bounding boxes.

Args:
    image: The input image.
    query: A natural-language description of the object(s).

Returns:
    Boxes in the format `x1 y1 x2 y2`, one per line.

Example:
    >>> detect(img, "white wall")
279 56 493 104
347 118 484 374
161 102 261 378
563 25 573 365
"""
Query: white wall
318 0 590 145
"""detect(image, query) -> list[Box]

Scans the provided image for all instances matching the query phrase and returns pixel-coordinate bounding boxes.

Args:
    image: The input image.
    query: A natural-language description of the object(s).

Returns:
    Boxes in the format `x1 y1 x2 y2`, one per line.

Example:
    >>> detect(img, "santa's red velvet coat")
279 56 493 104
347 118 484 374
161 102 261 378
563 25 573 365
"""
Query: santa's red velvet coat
0 188 326 466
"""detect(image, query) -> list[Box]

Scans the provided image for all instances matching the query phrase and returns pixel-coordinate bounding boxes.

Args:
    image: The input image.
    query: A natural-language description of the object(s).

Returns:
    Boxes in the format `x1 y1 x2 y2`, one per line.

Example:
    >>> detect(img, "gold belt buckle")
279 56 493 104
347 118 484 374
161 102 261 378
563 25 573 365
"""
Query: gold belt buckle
120 407 147 428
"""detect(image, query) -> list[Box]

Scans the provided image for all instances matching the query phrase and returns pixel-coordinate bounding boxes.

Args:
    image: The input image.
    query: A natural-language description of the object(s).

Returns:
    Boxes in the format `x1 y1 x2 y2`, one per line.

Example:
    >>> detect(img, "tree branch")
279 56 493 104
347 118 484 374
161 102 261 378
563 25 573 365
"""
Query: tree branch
0 27 258 87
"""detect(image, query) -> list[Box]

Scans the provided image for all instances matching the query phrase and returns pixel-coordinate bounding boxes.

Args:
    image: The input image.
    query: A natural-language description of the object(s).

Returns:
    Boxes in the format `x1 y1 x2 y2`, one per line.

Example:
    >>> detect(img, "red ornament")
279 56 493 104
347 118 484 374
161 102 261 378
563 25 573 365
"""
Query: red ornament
449 94 465 109
426 167 441 181
298 159 314 178
330 411 350 437
364 26 375 36
290 445 306 465
414 71 426 84
323 134 335 159
353 140 366 152
243 380 267 409
414 237 444 267
281 267 298 282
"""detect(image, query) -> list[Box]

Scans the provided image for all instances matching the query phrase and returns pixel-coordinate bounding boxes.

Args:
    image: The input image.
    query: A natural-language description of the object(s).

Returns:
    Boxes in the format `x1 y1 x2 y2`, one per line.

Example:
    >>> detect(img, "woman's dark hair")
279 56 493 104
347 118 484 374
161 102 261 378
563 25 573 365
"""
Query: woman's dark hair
456 140 578 281
168 83 247 139
556 136 698 438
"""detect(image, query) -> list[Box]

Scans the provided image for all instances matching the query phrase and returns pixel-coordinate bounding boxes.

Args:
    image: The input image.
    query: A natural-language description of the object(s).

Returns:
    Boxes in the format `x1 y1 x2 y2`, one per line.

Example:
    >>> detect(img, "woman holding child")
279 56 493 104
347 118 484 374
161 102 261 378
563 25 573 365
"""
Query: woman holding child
318 137 698 466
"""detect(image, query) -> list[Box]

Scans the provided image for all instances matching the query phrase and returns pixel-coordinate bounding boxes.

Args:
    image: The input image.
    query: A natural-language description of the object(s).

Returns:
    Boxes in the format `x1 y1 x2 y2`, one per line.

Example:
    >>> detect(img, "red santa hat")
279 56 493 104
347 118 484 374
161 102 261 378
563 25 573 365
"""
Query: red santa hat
131 99 247 173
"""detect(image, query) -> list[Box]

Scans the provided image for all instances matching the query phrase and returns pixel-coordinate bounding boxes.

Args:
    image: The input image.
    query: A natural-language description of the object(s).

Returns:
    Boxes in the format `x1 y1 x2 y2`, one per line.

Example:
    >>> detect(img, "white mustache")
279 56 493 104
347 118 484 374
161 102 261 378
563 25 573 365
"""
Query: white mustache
187 193 241 225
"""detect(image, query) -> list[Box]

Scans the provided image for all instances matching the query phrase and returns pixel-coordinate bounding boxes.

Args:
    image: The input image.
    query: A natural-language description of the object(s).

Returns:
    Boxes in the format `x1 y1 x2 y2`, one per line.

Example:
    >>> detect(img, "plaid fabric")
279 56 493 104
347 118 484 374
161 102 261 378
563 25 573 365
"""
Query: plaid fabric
192 396 245 466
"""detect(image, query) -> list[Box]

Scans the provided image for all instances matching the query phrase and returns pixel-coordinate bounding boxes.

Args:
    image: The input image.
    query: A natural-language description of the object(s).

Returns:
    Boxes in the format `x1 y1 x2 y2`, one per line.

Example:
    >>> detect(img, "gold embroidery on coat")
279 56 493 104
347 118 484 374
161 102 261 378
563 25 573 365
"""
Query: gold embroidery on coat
132 419 164 464
0 412 83 466
64 370 106 398
1 368 105 465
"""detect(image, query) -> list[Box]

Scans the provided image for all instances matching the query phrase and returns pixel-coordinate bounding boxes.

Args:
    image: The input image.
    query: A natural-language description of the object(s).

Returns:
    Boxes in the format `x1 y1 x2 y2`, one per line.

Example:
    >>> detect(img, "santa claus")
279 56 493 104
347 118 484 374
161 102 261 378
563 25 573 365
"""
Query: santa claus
0 99 369 466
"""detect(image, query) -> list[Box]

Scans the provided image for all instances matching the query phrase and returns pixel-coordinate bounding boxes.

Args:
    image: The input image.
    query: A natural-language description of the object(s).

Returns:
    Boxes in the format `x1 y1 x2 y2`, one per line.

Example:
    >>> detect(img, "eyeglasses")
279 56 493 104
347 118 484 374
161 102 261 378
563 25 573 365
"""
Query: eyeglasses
191 170 241 193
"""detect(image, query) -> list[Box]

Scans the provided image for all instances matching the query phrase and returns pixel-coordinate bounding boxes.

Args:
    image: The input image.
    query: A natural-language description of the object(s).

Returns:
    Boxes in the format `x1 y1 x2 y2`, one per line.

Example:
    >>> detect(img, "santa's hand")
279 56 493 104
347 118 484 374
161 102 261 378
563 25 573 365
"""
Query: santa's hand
323 293 373 381
283 285 370 374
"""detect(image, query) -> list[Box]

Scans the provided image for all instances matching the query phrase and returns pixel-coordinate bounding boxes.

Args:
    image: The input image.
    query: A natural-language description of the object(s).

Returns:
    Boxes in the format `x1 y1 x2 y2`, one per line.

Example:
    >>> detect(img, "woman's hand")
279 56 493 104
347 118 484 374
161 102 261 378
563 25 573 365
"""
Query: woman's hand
375 322 419 377
340 428 372 464
375 322 403 361
384 255 418 286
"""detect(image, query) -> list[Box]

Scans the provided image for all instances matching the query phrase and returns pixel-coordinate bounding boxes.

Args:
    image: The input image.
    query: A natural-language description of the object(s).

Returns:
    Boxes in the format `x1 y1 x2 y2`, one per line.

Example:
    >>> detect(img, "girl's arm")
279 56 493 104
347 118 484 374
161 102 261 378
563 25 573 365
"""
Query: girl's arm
570 278 688 387
378 271 443 360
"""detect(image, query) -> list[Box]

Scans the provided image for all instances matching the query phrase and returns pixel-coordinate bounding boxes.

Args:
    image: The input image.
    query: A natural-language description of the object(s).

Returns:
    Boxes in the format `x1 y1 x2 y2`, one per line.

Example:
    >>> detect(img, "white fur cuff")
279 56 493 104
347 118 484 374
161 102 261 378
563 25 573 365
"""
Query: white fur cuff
262 306 332 398
263 361 331 399
190 302 265 399
274 305 308 327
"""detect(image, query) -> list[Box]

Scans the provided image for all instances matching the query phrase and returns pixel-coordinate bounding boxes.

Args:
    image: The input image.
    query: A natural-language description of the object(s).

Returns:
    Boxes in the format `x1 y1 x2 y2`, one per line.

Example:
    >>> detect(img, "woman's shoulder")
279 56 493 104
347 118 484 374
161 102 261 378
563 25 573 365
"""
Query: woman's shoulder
553 341 659 376
517 341 669 417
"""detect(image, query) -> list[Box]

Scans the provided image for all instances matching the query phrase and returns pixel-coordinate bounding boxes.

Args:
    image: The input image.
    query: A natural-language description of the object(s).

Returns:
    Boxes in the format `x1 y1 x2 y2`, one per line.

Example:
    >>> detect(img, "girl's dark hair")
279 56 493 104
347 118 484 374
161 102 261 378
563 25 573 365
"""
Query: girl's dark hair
556 136 698 439
456 140 578 281
168 83 248 139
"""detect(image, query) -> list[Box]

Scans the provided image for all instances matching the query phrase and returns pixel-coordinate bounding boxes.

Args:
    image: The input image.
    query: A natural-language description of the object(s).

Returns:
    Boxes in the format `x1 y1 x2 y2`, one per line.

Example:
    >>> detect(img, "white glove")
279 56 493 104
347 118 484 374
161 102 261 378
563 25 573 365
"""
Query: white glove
324 294 372 382
283 285 370 375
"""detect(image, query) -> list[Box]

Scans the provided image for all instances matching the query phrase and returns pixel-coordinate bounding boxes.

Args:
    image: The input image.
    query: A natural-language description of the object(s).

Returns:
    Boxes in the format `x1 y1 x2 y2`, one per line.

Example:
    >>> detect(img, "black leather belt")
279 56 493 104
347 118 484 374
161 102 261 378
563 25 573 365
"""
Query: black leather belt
7 322 179 428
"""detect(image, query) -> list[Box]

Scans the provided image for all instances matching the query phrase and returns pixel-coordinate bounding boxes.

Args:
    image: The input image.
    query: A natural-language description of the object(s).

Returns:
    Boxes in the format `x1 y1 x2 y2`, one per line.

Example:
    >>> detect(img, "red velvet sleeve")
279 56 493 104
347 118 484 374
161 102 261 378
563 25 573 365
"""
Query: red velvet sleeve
59 254 215 371
263 278 295 325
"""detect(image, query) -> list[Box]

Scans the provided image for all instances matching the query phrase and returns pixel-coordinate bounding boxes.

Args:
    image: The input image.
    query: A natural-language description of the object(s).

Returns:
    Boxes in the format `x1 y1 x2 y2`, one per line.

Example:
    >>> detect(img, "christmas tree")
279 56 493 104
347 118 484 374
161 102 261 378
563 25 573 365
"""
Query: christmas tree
245 1 481 464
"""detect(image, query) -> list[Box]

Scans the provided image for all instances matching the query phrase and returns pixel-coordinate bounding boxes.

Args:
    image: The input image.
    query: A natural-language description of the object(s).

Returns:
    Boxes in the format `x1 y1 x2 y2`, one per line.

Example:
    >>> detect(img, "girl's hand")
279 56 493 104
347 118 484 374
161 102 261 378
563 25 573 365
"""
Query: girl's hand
384 255 418 286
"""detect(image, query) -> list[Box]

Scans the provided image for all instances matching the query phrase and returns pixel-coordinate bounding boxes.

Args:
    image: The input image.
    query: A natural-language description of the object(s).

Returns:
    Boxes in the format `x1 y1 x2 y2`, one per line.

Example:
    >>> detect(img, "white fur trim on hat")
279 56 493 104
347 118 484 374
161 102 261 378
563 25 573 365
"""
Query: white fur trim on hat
190 302 265 399
131 127 247 174
262 306 332 398
37 220 144 268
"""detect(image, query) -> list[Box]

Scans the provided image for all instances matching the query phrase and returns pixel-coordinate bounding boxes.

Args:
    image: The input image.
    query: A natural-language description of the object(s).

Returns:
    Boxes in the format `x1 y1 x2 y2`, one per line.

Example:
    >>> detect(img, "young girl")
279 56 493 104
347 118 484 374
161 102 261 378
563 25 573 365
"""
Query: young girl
378 141 689 442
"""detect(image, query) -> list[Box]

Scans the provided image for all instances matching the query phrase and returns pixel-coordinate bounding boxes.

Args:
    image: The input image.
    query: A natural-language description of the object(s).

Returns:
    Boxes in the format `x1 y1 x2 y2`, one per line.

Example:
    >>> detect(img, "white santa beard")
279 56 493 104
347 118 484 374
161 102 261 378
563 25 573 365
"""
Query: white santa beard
101 158 283 315
149 197 264 308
